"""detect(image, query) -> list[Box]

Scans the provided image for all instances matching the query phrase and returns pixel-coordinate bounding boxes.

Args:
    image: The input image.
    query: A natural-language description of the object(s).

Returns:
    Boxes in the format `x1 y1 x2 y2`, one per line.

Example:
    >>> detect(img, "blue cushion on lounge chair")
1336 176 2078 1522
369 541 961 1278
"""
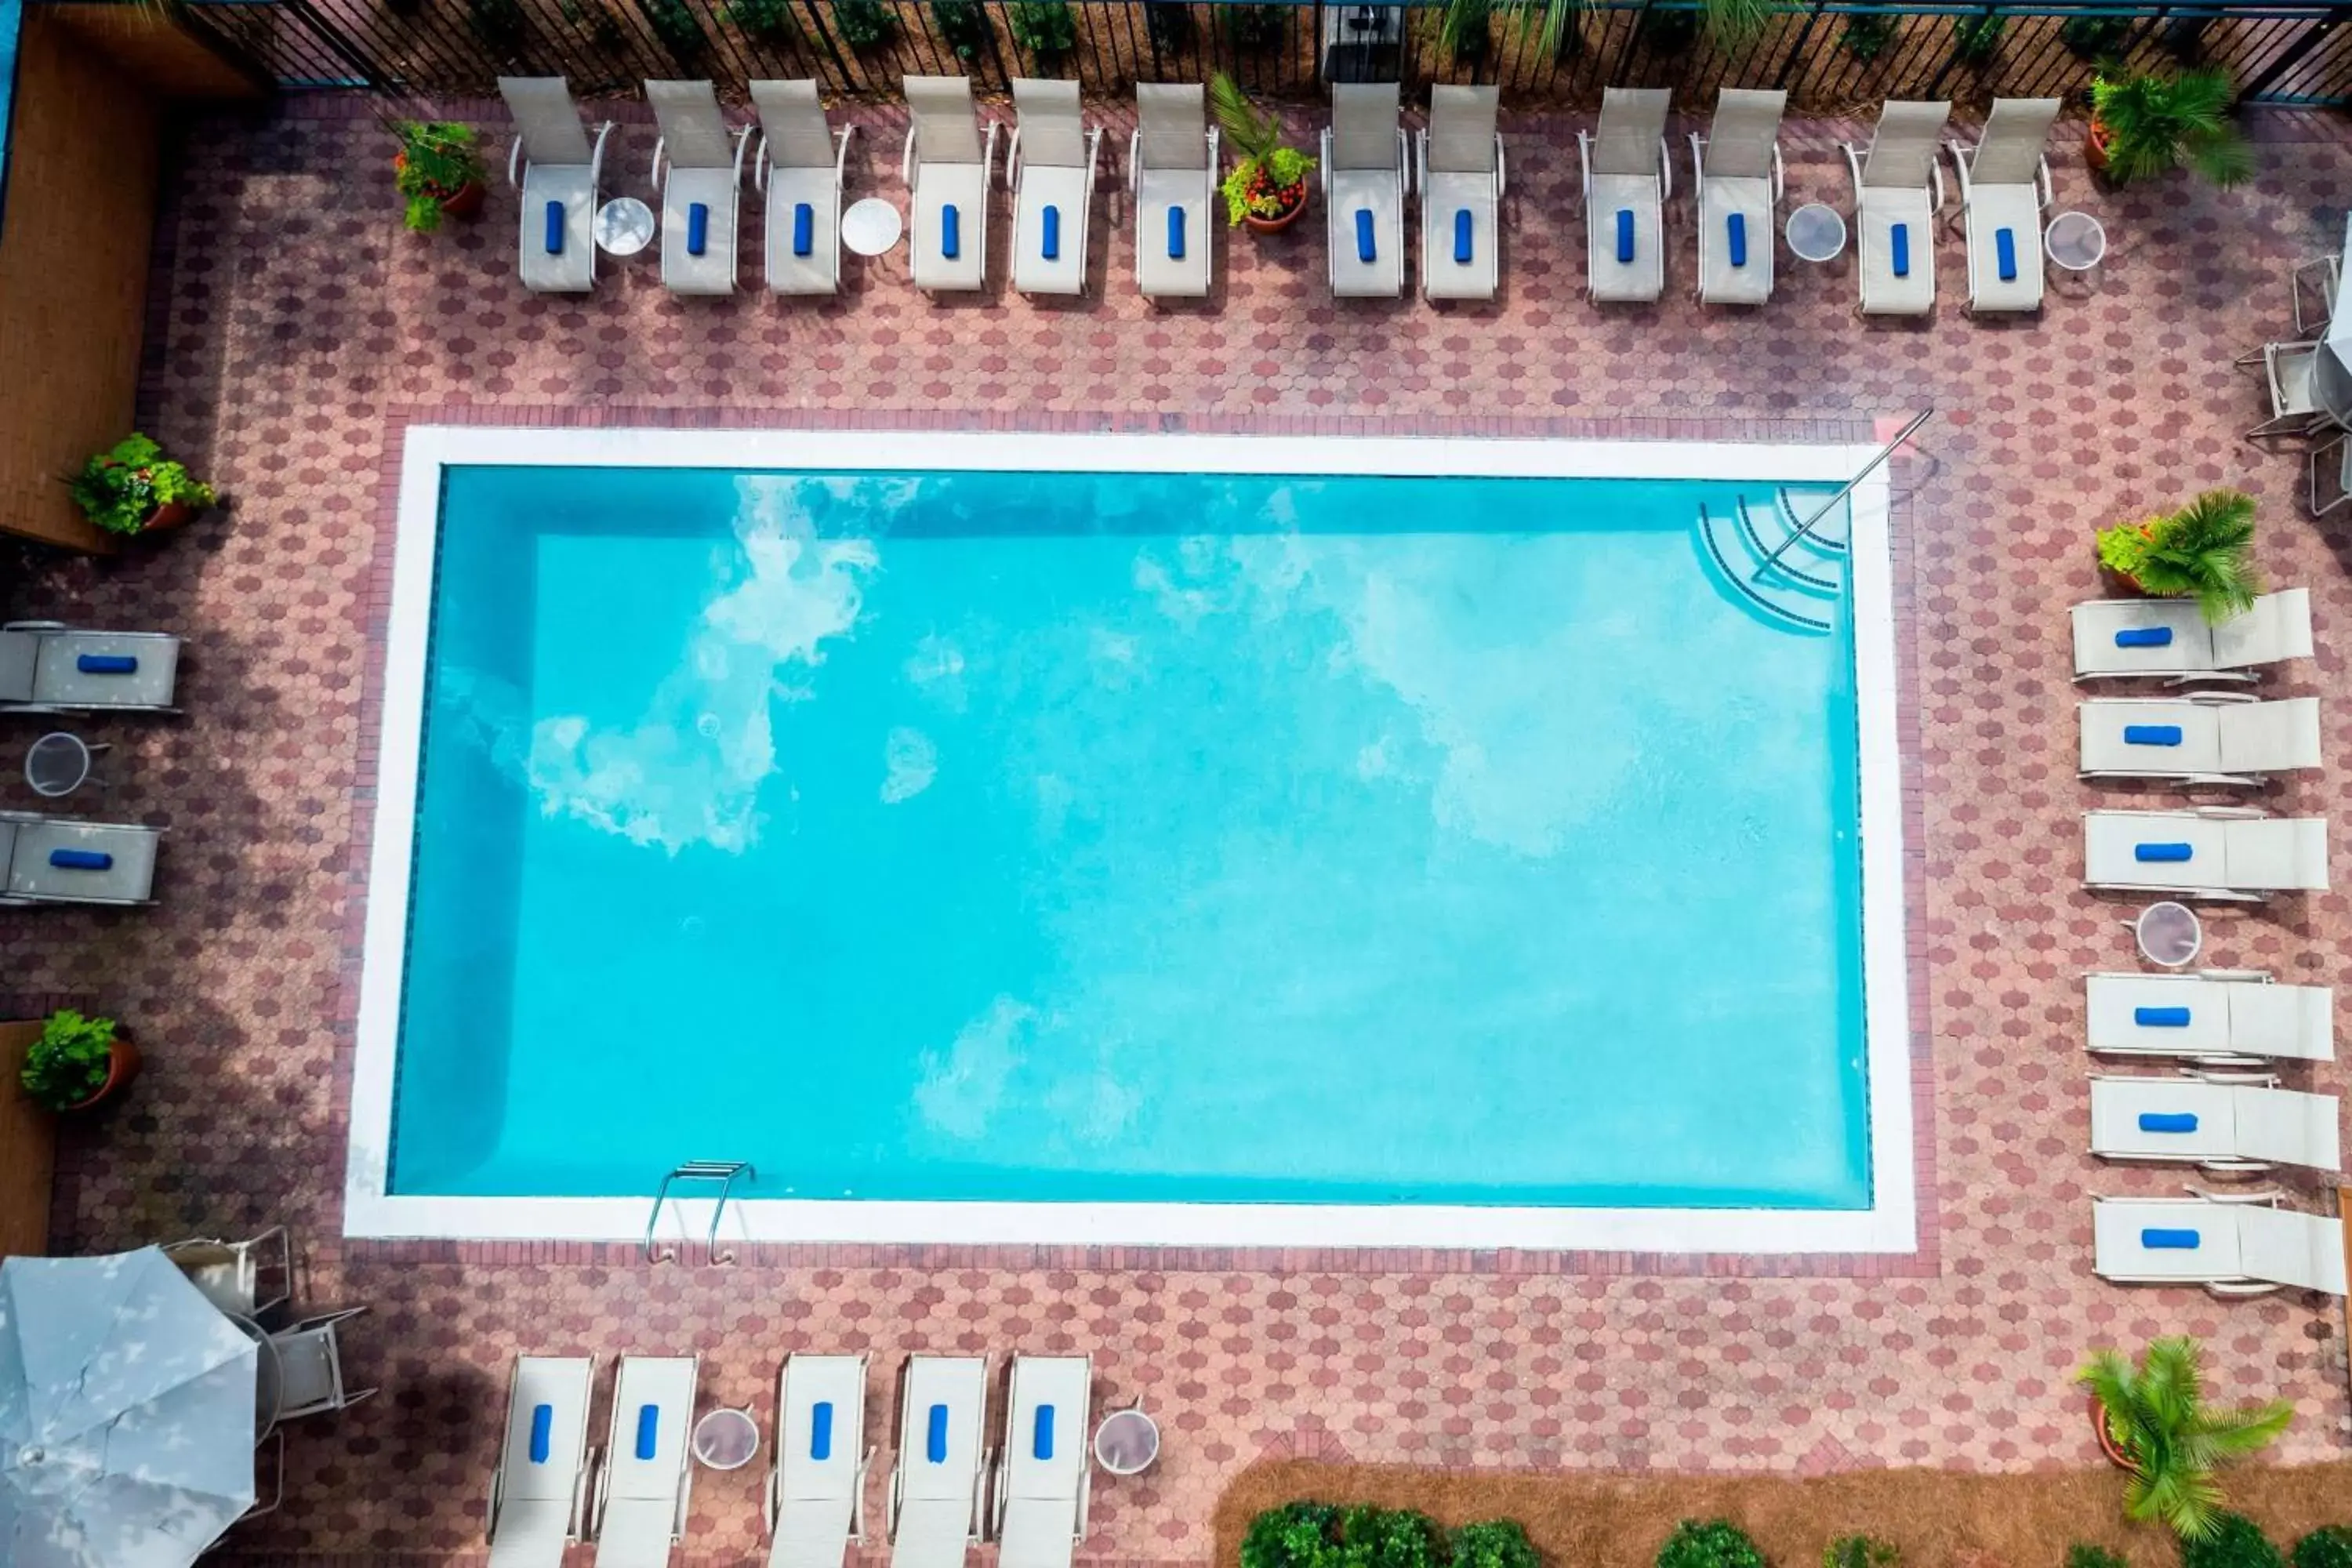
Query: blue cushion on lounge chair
1890 222 1911 277
1454 209 1473 264
2141 1228 2200 1249
75 653 137 675
941 205 960 260
2115 626 2173 648
1726 211 1748 268
544 201 564 255
1033 1404 1054 1460
2139 1112 2200 1134
2134 1006 2192 1027
1615 207 1635 263
793 202 814 256
1043 204 1062 261
2124 725 2184 746
529 1403 554 1464
49 849 111 871
1167 205 1185 259
1995 226 2017 281
2135 842 2194 862
926 1402 948 1463
1356 207 1375 263
634 1404 659 1461
810 1400 833 1461
686 202 709 256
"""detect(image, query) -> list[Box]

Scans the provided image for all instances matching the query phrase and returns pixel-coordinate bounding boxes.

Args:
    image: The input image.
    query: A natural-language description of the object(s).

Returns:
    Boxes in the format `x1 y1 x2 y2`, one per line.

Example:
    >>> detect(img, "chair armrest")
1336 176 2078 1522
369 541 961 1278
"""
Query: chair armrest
1770 142 1784 205
1397 125 1410 197
487 1463 506 1541
2184 1067 2280 1085
753 135 768 194
651 136 668 194
1945 140 1973 209
836 123 856 186
851 1446 876 1541
1494 132 1506 199
1006 125 1022 187
901 123 916 189
1842 141 1864 199
1657 136 1672 203
982 120 999 193
1207 125 1220 182
764 1459 782 1534
2207 1279 2285 1298
1320 127 1332 196
2188 1184 2285 1204
1414 129 1427 204
575 1449 600 1540
1576 129 1592 198
2192 804 2270 819
1127 127 1141 194
731 123 751 187
507 138 524 188
589 122 612 204
1686 132 1704 202
1928 156 1945 216
2037 154 2053 211
2194 966 2270 978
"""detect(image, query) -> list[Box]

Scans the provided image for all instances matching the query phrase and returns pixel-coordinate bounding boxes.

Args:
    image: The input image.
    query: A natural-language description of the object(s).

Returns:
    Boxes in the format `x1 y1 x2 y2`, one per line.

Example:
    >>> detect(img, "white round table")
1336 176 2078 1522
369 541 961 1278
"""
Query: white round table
594 197 657 257
842 198 905 257
25 732 100 798
691 1407 759 1471
2133 902 2204 968
1786 203 1848 264
1092 1408 1160 1475
2045 210 2107 274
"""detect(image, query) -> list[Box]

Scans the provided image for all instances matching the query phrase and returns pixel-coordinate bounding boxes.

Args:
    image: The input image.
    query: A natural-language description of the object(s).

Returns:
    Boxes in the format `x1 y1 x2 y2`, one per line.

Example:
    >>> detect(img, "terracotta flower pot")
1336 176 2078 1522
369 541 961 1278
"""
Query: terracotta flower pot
2085 117 2114 180
2091 1398 2136 1470
437 180 486 220
63 1029 140 1112
140 499 196 534
1244 190 1308 235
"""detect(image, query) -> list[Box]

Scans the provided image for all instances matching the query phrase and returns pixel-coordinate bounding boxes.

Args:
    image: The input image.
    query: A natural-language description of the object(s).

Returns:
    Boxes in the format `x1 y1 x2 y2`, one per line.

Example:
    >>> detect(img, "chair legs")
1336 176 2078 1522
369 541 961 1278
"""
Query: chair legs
2292 254 2341 337
2309 431 2352 516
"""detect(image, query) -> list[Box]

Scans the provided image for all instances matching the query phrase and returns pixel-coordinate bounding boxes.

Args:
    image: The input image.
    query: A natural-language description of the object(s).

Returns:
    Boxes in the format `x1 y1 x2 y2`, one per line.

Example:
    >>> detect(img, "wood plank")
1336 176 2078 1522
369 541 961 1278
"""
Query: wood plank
0 1021 56 1260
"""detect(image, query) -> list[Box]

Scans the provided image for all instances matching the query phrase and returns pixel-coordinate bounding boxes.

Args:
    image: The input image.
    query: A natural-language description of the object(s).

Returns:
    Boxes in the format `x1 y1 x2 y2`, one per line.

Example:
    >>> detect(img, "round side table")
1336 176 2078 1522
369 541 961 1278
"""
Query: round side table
2045 211 2107 274
2132 902 2204 969
595 197 658 257
1093 1407 1160 1475
842 198 905 257
25 732 103 798
691 1406 760 1471
1786 203 1849 265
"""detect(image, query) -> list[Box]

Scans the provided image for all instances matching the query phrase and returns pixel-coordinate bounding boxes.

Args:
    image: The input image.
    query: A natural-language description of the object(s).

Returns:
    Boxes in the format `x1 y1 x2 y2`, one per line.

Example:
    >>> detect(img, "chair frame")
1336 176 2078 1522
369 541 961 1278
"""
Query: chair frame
753 107 856 295
163 1224 293 1322
502 85 614 292
1320 93 1412 299
2310 429 2352 516
2238 338 2328 445
2095 1185 2323 1298
1417 100 1506 304
1005 96 1104 298
270 1306 378 1420
2292 253 2340 336
1127 112 1219 303
1577 107 1672 304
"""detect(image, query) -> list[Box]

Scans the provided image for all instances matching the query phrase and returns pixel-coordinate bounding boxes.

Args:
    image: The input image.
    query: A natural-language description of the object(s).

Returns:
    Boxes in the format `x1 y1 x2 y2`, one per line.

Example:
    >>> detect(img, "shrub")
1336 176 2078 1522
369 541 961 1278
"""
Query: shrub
2060 14 2131 60
1008 0 1076 60
21 1011 118 1112
2094 488 2259 625
2082 1338 2292 1540
931 0 988 58
724 0 801 43
644 0 708 60
69 434 216 535
1243 1502 1341 1568
833 0 894 49
1951 12 2004 62
1455 1522 1542 1568
1842 9 1896 60
1658 1522 1766 1568
2296 1530 2352 1568
2066 1548 2129 1568
1342 1506 1445 1568
1823 1539 1898 1568
2186 1518 2285 1568
2091 67 2254 187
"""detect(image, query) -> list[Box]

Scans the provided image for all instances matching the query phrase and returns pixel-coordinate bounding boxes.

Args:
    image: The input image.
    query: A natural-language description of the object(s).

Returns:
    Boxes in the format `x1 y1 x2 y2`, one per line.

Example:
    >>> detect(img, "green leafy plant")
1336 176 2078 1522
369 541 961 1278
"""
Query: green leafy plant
389 120 485 234
2296 1530 2352 1568
2090 66 2254 187
1823 1539 1898 1568
1007 0 1075 59
68 434 216 535
1658 1522 1766 1568
2100 489 2262 623
931 0 988 58
1211 71 1313 226
2067 1548 2129 1568
2078 1338 2293 1540
1441 0 1494 61
1951 11 2004 62
2060 14 2132 60
21 1011 118 1112
1349 1508 1446 1568
724 0 802 43
1243 1503 1343 1568
833 0 893 48
2187 1518 2286 1568
1455 1521 1542 1568
1842 9 1896 60
644 0 709 59
1240 1504 1470 1568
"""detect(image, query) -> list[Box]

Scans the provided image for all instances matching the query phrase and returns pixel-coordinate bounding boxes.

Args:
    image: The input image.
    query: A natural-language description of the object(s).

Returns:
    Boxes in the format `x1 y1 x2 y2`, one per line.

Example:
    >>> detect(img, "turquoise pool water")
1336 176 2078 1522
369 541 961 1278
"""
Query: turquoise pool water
390 463 1870 1209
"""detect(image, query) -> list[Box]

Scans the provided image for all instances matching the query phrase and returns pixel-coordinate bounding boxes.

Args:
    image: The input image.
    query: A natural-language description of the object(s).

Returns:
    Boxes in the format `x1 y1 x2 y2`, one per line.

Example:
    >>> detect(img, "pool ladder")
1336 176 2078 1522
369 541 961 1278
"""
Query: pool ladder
644 1160 755 1266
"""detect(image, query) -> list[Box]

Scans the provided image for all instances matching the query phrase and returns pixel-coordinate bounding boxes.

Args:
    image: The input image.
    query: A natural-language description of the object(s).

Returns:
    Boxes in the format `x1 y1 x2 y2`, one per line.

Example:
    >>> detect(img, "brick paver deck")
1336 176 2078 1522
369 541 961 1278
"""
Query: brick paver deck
4 94 2351 1566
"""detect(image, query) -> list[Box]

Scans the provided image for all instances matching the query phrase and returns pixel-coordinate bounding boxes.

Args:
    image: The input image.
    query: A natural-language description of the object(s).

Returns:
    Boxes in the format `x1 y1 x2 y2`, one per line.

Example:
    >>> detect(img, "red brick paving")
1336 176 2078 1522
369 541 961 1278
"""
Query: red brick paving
3 93 2351 1565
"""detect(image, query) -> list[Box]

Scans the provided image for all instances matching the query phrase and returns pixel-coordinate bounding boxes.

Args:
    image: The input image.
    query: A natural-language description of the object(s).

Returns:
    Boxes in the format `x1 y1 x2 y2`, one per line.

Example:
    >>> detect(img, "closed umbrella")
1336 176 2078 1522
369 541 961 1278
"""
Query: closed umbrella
0 1247 258 1568
2314 211 2352 423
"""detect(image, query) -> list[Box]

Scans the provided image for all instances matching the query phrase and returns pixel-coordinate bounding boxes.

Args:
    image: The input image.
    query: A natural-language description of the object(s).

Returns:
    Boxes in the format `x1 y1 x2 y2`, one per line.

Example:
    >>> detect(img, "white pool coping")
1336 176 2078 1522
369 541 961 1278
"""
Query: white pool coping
347 427 1914 1254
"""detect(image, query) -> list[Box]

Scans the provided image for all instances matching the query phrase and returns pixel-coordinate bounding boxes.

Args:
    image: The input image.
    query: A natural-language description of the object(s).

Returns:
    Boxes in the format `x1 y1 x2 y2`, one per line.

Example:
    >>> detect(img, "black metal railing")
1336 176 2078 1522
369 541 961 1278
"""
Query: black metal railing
171 0 2352 107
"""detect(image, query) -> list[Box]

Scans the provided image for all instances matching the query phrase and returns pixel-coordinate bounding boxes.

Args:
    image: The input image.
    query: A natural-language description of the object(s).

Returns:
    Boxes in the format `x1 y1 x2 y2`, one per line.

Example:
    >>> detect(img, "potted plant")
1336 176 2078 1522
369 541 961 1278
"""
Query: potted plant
2093 488 2259 622
67 434 216 537
390 120 487 233
2078 1336 2292 1538
1211 72 1314 233
2086 66 2254 186
20 1010 139 1112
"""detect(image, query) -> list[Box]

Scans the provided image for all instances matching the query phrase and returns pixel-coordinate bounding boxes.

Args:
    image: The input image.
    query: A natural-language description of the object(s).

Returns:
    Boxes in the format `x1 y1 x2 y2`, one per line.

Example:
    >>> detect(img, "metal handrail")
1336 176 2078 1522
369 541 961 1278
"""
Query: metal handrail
1757 408 1933 577
644 1160 756 1266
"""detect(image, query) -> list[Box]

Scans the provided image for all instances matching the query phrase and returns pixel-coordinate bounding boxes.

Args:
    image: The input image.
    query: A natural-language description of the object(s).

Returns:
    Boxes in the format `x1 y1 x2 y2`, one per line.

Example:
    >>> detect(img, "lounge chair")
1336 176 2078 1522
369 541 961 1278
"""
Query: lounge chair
0 622 181 713
2242 339 2328 444
595 1356 699 1568
272 1308 378 1419
2071 590 2314 683
993 1356 1092 1568
1007 80 1100 298
2090 1075 2341 1174
1690 87 1784 307
2085 971 2335 1064
2078 695 2321 785
162 1225 292 1319
500 77 612 294
904 75 996 295
1582 88 1671 303
1947 96 2059 314
1418 85 1503 303
0 811 160 906
768 1353 872 1568
2083 808 2329 901
889 1355 986 1568
648 81 748 296
751 80 853 296
2092 1190 2348 1296
1844 100 1950 316
1324 82 1406 299
1130 83 1217 301
490 1356 596 1568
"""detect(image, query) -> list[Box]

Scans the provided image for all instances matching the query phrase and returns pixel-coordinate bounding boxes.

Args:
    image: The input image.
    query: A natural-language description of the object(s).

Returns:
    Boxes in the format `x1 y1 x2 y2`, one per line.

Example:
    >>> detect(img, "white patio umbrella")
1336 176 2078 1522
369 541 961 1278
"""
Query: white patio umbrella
0 1247 260 1568
2314 211 2352 423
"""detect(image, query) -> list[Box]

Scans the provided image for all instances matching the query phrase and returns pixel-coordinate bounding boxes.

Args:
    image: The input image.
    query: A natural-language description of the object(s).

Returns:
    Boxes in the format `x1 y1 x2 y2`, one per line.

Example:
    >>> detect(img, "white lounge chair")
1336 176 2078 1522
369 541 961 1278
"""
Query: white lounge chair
1009 79 1099 297
594 1356 699 1568
2071 590 2314 683
2083 808 2329 901
993 1356 1091 1568
0 622 181 713
904 75 996 295
768 1354 872 1568
2093 1189 2348 1296
1582 87 1671 303
490 1356 596 1568
889 1355 986 1568
1947 97 2059 314
1845 100 1949 316
2090 1074 2341 1174
1130 83 1216 300
648 80 747 296
1418 85 1502 303
0 811 160 906
1690 87 1784 306
500 77 612 294
2078 695 2321 785
1324 82 1406 299
752 80 852 296
2085 971 2335 1064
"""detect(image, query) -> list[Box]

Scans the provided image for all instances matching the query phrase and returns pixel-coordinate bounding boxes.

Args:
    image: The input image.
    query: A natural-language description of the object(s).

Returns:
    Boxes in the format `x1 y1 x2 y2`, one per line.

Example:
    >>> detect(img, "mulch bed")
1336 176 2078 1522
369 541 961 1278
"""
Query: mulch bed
1214 1459 2352 1568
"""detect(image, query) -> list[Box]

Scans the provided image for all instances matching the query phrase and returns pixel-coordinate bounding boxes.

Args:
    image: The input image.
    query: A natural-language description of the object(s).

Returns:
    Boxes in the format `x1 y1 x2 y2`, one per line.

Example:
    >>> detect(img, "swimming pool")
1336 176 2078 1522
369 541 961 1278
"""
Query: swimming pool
348 429 1911 1250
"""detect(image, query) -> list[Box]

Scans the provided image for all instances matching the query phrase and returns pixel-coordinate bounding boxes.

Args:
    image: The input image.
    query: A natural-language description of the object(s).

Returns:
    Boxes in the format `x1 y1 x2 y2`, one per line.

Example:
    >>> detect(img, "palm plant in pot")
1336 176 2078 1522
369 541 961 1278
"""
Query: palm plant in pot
20 1010 139 1113
2094 488 2260 623
2086 66 2254 186
2078 1336 2292 1539
390 119 488 234
1211 73 1314 233
67 434 216 537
